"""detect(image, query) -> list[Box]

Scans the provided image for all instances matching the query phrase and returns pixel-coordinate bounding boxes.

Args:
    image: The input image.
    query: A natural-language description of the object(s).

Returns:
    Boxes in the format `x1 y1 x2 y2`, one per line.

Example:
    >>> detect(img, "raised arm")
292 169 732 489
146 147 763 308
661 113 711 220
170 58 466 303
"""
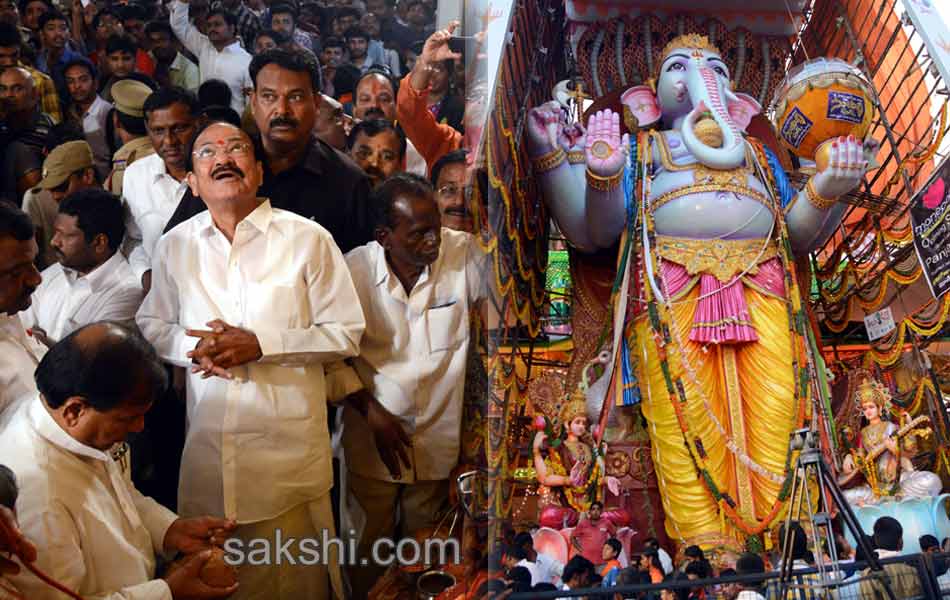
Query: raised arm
396 23 462 168
169 0 209 59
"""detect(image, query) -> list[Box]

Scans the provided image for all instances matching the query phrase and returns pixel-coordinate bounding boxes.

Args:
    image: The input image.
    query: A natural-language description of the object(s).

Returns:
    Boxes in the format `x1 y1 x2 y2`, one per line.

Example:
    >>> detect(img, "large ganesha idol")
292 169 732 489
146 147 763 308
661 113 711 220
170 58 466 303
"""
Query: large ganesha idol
526 35 870 549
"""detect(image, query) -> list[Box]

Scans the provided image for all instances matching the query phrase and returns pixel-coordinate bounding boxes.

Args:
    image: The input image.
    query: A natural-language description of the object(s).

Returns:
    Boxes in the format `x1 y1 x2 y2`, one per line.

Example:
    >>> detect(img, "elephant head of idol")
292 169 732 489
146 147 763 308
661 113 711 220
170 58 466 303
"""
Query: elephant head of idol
620 34 762 170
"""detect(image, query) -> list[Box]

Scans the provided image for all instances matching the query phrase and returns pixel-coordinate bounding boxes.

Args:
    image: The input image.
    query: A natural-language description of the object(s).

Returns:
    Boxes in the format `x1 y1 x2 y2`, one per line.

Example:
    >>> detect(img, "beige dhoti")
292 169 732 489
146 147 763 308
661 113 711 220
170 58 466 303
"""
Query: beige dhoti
229 496 343 600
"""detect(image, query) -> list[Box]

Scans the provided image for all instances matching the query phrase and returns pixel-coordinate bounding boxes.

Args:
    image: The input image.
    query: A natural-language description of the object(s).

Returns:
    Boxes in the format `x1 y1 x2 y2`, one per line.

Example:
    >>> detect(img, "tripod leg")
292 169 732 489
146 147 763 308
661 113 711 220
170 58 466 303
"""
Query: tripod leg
817 459 898 600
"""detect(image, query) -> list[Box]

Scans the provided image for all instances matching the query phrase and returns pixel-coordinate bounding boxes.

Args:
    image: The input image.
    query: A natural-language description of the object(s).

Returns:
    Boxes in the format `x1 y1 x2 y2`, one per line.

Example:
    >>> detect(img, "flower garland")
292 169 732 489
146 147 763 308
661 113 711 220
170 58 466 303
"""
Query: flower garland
635 132 812 539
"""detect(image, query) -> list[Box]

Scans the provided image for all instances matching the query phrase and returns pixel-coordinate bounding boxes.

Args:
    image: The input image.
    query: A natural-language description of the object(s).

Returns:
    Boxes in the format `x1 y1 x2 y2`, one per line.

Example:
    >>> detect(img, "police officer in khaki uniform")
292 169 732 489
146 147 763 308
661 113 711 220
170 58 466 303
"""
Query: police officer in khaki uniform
106 79 155 196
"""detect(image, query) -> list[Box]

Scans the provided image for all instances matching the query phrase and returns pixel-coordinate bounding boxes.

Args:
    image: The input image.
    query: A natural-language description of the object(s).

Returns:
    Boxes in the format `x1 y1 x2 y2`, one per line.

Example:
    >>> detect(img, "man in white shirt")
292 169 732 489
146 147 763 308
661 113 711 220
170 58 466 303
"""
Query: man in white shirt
19 188 143 345
137 121 365 600
0 202 44 431
512 531 564 586
0 321 239 600
123 86 198 291
170 1 252 115
340 173 488 598
63 57 113 180
644 536 674 574
734 553 768 600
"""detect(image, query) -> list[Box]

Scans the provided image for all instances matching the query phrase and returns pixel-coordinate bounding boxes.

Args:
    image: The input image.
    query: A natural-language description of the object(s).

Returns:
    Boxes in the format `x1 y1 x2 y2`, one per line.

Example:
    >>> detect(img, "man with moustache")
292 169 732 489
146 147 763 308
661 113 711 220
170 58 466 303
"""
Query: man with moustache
138 120 364 599
19 188 142 346
164 49 373 253
122 87 198 292
169 0 252 115
353 68 427 176
346 118 405 188
0 202 45 430
429 149 472 231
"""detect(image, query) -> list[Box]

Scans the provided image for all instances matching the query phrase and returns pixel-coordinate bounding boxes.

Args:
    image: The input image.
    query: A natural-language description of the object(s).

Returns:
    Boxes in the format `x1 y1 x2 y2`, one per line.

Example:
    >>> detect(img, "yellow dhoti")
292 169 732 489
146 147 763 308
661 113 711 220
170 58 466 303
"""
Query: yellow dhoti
633 255 804 548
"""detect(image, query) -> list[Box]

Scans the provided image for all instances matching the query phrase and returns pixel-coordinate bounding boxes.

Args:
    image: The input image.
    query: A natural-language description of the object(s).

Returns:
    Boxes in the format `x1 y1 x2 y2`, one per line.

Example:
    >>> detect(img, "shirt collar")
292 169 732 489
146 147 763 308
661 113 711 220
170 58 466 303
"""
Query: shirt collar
373 241 432 295
170 52 190 70
63 251 124 292
198 198 273 237
216 40 243 53
150 156 187 186
28 397 111 463
0 313 27 339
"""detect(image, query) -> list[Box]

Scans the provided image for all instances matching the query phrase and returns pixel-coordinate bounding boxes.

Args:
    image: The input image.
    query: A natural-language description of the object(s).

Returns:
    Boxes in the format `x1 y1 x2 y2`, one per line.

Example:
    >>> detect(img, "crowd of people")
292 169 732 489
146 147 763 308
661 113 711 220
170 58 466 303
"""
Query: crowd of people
0 0 477 597
469 514 950 599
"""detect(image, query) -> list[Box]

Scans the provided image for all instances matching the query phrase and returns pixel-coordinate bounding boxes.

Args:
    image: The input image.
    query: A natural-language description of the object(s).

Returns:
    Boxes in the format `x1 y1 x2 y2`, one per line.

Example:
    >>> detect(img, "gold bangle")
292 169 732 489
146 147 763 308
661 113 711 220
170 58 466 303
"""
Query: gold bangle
586 168 623 192
532 147 566 173
567 150 585 164
805 179 837 210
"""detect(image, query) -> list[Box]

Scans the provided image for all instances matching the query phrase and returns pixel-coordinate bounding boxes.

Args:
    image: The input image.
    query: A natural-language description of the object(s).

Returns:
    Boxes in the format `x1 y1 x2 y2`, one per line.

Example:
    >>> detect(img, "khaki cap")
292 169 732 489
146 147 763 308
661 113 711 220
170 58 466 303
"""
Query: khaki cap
113 79 152 118
39 141 94 189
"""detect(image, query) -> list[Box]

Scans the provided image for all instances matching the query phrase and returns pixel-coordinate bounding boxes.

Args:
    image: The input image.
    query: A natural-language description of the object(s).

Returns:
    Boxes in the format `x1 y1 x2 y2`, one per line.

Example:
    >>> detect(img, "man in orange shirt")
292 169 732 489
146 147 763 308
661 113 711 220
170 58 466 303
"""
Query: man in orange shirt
395 22 461 171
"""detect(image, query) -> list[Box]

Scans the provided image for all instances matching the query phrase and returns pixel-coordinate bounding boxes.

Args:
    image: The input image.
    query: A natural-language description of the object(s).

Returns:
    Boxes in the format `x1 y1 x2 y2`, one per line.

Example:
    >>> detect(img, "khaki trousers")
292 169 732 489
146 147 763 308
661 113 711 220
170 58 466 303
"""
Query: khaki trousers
346 473 449 599
230 496 343 600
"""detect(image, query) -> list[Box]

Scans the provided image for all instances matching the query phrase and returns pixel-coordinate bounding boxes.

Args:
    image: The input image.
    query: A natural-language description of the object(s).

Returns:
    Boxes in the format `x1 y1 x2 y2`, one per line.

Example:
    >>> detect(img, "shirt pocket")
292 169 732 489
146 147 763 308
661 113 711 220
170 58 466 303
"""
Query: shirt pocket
425 300 465 353
246 282 305 330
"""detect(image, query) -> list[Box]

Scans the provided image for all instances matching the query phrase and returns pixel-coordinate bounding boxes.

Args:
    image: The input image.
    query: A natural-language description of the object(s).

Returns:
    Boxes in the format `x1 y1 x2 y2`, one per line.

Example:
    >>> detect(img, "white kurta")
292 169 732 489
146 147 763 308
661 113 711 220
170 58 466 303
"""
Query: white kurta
136 200 365 523
121 153 190 283
169 0 253 115
18 252 144 343
0 399 178 600
342 228 487 483
0 314 45 431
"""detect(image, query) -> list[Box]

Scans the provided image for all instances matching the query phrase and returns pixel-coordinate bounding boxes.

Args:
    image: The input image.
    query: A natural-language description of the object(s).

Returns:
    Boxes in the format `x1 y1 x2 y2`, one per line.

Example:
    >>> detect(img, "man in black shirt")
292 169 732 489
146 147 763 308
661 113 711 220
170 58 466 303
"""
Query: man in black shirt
163 48 373 253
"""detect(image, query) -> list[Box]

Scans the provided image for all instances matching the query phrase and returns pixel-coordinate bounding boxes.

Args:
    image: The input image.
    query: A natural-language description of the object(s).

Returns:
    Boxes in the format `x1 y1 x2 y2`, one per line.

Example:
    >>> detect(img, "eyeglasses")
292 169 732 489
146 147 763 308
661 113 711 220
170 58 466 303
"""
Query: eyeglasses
437 183 472 199
192 141 252 162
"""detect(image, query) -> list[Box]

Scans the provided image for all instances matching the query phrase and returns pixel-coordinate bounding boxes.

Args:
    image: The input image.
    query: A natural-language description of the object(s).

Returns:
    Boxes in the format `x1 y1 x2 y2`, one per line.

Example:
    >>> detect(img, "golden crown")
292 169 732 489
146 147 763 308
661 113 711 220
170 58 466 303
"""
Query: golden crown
658 34 721 71
559 386 588 425
854 379 892 412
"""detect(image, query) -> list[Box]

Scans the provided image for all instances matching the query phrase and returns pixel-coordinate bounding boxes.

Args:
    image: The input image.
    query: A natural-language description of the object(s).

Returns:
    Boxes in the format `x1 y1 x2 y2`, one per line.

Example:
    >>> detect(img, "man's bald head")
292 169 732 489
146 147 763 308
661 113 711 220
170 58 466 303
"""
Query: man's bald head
36 321 168 412
0 65 37 114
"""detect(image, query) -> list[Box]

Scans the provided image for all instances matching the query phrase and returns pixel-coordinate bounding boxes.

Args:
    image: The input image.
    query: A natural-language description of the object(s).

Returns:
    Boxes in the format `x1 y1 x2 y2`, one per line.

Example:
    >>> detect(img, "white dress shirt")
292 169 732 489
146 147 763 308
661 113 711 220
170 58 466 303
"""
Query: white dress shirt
169 0 252 115
0 398 178 600
121 153 190 283
18 252 144 343
737 591 767 600
0 314 45 432
81 95 113 180
342 228 487 483
137 200 365 522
